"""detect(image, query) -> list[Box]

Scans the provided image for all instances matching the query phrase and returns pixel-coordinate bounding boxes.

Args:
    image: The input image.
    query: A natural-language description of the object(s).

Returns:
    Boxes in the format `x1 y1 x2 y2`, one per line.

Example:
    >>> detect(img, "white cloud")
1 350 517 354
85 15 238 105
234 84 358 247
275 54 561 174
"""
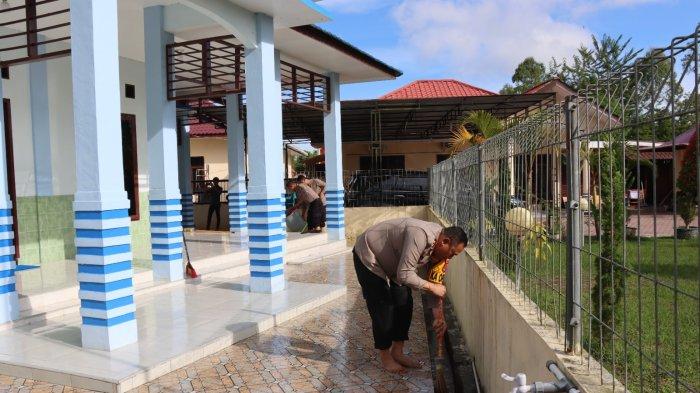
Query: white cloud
320 0 396 14
569 0 669 17
390 0 592 90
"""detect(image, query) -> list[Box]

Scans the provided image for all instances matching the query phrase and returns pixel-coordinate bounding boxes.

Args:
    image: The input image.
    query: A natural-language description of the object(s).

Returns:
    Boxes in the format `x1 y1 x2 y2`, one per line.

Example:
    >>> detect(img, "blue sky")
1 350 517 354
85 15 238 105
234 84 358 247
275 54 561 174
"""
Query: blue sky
315 0 700 100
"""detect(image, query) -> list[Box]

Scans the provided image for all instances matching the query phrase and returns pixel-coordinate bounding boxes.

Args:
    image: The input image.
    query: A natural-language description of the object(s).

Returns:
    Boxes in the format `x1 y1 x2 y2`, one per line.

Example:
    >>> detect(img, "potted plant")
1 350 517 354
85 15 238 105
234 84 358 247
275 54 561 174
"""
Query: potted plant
676 133 698 239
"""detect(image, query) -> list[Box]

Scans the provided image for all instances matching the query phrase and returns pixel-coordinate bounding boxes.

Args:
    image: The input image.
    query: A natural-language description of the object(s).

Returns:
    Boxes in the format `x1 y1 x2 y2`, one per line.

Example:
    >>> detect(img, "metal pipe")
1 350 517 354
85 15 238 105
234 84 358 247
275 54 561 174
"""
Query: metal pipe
564 96 582 354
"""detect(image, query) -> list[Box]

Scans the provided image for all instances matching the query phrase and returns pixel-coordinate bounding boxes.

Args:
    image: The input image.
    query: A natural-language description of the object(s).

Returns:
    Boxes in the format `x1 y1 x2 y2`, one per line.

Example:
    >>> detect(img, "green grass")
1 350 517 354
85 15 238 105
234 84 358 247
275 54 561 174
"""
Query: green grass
486 237 699 393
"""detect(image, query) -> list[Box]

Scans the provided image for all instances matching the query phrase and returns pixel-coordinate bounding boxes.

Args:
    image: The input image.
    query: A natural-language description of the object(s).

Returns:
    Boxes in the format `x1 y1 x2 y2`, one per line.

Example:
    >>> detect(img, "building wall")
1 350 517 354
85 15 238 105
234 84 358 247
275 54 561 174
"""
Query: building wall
189 137 303 181
2 55 152 265
343 140 451 172
190 137 229 180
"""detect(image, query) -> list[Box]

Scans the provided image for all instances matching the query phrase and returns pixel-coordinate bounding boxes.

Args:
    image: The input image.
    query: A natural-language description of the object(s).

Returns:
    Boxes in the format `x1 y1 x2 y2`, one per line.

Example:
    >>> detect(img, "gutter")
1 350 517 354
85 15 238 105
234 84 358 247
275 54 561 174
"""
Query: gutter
291 24 403 79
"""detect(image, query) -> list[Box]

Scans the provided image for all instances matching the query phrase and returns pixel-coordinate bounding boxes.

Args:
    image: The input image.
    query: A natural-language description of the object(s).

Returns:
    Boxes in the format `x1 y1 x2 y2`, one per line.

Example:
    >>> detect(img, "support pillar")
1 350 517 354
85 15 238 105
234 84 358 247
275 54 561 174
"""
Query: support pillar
0 80 18 324
244 14 285 293
71 0 136 350
145 6 183 282
323 73 345 240
29 41 53 196
177 123 194 231
226 94 248 241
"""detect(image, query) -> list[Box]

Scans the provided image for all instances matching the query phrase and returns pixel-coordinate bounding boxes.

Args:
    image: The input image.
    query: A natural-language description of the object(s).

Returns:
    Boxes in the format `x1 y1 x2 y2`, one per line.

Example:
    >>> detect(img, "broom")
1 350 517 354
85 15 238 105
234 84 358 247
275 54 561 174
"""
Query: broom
183 232 198 279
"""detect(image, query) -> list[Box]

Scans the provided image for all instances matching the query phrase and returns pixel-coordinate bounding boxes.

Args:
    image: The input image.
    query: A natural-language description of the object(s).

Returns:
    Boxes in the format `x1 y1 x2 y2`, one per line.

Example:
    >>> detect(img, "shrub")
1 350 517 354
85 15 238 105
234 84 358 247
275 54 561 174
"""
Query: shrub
677 132 698 228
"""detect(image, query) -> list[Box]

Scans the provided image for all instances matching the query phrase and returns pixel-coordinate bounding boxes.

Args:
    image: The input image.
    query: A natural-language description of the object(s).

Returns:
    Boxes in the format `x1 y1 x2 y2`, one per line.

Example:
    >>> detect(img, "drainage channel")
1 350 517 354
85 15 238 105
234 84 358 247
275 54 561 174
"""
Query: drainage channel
422 295 481 393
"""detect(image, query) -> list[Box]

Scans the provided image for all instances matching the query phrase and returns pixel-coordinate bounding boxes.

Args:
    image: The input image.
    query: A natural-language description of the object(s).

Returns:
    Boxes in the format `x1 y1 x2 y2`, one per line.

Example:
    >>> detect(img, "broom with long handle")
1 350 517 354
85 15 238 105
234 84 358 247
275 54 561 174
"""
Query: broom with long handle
183 232 198 278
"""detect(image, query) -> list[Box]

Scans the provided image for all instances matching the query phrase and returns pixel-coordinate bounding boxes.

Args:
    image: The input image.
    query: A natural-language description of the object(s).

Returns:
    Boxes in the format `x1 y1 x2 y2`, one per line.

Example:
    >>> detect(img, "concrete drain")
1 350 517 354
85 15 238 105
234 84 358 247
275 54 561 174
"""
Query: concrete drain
422 295 481 393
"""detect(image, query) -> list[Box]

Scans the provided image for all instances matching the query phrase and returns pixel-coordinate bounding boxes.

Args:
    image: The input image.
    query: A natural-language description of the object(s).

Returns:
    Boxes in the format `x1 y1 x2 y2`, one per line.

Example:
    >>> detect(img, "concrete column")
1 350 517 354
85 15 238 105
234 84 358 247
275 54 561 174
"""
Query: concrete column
0 80 18 325
226 94 248 241
70 0 136 350
244 14 285 293
178 124 194 230
29 43 53 196
323 73 345 240
145 6 183 282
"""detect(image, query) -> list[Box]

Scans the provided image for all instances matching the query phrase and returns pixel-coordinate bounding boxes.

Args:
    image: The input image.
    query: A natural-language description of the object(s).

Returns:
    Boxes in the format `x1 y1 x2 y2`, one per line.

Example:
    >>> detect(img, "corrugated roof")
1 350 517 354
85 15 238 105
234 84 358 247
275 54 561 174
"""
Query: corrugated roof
380 79 496 100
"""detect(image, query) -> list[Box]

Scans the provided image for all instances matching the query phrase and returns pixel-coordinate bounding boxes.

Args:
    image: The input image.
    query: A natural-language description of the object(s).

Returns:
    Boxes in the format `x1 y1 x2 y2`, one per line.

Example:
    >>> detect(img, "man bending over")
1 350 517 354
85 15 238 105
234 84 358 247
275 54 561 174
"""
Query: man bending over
353 218 467 373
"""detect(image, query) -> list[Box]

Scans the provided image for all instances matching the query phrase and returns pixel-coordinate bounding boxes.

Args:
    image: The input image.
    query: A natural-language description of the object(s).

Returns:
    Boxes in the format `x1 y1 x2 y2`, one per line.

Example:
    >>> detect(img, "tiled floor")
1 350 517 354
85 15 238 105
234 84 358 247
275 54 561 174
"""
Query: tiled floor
0 254 434 392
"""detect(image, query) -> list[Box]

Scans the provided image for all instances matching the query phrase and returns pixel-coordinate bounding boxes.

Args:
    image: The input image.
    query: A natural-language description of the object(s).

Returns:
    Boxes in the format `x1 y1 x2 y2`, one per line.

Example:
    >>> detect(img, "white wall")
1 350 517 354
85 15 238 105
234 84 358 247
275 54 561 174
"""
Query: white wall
2 55 150 198
2 64 35 197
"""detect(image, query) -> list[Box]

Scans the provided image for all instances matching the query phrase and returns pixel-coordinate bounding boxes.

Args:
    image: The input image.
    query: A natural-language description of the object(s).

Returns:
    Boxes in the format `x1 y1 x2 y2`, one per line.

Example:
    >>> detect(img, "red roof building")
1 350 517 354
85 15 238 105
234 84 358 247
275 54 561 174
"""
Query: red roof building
380 79 496 100
189 122 226 138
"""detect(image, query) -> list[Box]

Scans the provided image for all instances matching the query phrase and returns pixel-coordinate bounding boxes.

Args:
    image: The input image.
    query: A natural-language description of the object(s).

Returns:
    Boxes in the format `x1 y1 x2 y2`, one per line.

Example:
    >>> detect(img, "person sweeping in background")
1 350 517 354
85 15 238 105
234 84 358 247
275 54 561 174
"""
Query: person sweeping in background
353 218 467 373
285 179 324 233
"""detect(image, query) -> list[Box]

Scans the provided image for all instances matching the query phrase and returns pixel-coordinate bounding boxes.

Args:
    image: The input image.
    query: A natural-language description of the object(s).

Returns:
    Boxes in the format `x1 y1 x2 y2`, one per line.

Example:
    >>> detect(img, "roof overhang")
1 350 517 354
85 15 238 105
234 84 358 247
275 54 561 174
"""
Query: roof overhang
178 92 556 144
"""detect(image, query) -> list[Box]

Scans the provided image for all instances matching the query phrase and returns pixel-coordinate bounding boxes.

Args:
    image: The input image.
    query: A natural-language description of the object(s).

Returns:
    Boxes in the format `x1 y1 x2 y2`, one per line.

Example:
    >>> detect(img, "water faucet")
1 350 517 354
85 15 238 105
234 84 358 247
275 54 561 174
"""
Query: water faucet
501 361 580 393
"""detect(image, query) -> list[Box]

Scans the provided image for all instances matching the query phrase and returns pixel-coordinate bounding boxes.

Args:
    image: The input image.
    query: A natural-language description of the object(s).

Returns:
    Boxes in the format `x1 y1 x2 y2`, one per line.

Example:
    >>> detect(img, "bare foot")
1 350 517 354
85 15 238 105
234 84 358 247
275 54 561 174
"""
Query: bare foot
391 350 422 369
379 351 405 373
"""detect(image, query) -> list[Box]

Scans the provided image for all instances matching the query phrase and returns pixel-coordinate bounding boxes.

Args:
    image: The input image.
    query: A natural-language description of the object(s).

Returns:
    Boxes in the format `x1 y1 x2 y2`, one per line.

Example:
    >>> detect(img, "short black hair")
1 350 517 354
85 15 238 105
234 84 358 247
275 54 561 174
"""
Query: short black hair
296 174 307 181
442 226 468 246
212 177 219 182
285 180 298 188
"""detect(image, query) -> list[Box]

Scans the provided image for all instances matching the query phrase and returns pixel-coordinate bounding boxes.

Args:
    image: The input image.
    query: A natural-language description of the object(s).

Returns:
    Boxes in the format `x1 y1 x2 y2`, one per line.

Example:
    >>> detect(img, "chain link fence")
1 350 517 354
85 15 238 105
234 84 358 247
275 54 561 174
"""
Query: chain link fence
430 26 698 393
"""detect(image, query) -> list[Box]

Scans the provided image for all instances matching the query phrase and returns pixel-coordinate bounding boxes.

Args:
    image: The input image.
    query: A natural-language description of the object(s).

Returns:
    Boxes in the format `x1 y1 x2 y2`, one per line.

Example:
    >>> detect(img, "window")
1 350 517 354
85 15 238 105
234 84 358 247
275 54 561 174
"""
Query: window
125 84 135 99
191 156 205 181
436 154 450 164
1 67 9 80
121 114 140 219
359 155 405 170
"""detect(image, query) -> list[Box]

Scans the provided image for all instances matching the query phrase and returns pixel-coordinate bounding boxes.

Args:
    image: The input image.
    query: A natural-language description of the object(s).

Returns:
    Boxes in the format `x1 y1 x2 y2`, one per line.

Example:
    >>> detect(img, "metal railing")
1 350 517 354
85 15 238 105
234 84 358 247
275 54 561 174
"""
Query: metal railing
191 179 229 205
430 26 698 393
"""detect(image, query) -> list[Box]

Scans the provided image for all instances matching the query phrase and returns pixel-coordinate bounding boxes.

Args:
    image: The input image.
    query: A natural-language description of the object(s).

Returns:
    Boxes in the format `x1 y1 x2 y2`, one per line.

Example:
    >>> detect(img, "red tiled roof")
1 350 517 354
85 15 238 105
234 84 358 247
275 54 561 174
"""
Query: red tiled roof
380 79 496 100
189 122 226 138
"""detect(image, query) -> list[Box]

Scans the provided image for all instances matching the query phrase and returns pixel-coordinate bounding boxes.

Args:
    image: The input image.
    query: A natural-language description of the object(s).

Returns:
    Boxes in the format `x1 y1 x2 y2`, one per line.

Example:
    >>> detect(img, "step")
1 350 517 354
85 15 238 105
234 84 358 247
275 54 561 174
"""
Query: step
285 239 349 265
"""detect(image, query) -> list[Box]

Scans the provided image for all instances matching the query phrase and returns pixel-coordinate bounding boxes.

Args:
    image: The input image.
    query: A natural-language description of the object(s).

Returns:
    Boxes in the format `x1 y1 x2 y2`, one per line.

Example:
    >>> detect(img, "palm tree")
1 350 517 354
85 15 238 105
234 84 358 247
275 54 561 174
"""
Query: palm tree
448 110 503 154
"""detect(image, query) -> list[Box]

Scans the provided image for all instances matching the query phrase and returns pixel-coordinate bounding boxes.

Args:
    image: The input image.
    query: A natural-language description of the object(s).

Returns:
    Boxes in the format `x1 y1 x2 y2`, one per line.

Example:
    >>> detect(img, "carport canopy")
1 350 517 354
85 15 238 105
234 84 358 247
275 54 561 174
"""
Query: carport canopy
179 91 555 143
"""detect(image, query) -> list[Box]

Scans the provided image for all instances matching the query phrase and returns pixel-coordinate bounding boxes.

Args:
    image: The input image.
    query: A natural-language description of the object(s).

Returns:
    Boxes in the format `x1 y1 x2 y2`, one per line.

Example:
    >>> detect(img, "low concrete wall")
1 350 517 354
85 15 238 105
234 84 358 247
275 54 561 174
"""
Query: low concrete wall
427 207 617 393
344 206 428 245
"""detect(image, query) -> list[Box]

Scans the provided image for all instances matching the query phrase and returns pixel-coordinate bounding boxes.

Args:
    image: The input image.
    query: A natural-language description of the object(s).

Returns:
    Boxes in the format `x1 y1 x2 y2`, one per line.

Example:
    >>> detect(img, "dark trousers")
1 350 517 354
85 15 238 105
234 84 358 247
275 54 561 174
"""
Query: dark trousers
207 204 220 230
353 250 413 350
307 198 323 229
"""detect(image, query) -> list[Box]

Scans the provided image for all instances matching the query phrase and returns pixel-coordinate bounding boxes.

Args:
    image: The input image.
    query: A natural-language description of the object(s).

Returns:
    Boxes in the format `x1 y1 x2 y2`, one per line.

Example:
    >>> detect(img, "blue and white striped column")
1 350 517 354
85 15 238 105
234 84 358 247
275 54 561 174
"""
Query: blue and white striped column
0 78 17 323
0 202 17 324
177 124 194 230
323 73 346 240
70 0 137 350
226 94 248 241
145 5 183 281
75 207 136 350
244 14 285 293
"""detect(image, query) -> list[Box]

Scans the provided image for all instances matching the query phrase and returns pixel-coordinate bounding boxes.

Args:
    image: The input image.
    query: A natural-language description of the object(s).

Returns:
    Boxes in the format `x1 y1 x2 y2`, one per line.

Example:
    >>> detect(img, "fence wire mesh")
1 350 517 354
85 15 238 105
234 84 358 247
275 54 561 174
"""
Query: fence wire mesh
430 26 699 393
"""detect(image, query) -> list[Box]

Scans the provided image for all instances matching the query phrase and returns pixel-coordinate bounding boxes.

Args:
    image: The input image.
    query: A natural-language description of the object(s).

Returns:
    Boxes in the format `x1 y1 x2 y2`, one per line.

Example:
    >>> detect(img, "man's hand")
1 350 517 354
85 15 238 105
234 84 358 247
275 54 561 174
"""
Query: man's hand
432 307 446 337
426 282 447 298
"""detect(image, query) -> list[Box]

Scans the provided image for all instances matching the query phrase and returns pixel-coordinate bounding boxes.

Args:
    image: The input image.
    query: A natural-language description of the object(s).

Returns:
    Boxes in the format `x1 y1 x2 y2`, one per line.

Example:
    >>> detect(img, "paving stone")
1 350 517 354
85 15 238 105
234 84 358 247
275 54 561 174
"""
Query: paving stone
0 254 432 392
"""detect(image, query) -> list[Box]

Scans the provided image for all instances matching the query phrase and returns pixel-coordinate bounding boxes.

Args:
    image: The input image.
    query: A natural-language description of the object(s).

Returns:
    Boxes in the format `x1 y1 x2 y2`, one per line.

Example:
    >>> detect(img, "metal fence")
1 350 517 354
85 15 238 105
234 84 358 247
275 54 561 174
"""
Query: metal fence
430 26 698 393
192 179 229 204
294 169 430 207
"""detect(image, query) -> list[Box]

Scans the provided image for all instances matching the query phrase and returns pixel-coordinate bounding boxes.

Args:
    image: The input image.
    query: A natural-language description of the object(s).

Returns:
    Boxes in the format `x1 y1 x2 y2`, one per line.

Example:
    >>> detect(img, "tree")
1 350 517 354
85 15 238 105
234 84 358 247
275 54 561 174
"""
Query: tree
448 110 503 153
500 57 548 94
292 150 318 174
677 132 698 228
552 34 639 92
589 136 626 330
